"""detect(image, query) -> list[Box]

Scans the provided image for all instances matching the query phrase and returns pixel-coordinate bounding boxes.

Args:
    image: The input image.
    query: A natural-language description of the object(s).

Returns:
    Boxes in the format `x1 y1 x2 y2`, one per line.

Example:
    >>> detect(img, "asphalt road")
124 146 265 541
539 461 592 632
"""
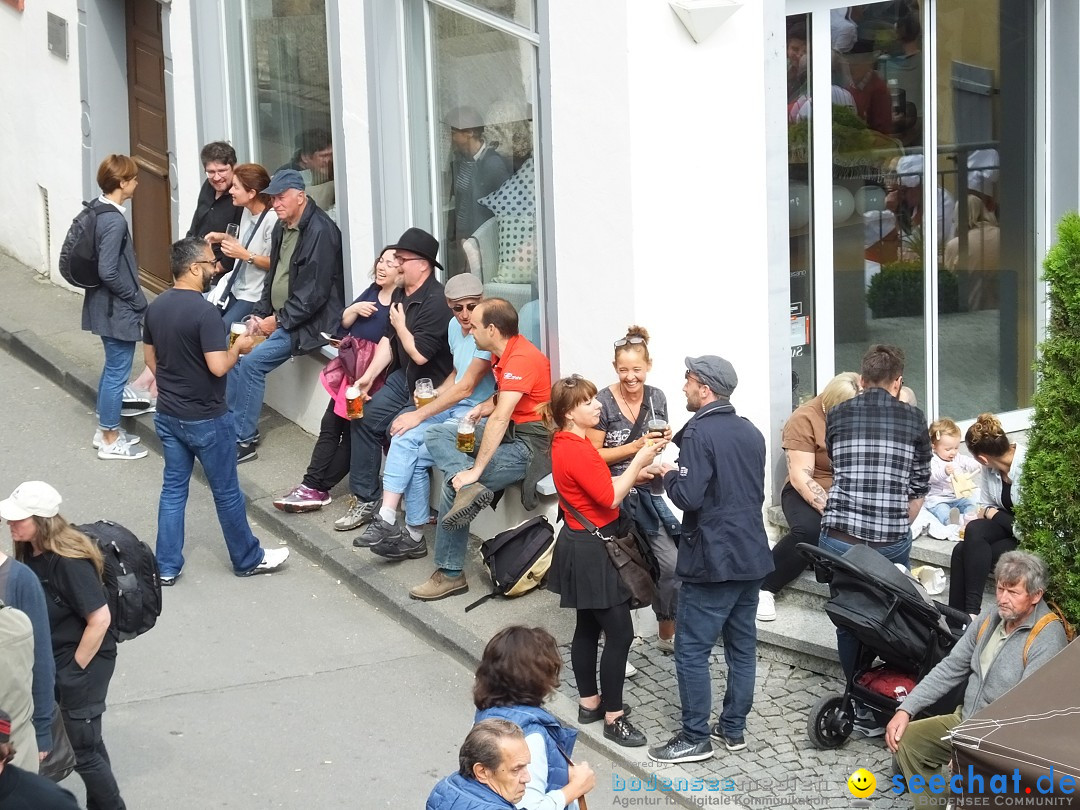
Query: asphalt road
0 346 625 809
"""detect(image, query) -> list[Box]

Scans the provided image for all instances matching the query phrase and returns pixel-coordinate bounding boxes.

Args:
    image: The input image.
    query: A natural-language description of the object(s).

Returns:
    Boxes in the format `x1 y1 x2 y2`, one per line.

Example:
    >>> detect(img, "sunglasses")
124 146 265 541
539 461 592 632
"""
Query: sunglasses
452 302 479 313
565 373 586 387
614 336 646 348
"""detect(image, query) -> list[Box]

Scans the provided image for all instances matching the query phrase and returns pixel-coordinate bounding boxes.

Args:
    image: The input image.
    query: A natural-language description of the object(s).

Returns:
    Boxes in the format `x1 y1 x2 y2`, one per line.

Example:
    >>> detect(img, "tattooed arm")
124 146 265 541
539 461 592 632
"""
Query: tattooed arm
787 448 828 514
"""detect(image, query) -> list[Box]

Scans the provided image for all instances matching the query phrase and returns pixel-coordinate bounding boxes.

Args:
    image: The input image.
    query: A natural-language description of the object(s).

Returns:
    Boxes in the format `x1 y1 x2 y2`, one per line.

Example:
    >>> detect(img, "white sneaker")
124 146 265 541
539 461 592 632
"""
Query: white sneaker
625 661 638 678
757 590 776 621
238 546 290 577
97 438 148 460
93 428 140 449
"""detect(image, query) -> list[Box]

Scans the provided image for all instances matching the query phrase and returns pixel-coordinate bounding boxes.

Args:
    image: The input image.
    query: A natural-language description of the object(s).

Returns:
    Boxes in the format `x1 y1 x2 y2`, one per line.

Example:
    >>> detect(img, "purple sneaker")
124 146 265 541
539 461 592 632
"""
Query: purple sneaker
274 485 332 513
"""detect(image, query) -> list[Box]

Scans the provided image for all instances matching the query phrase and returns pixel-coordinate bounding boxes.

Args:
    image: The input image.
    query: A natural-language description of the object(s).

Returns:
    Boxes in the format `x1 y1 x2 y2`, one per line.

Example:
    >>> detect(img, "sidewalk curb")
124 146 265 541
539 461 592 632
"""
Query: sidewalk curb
0 312 705 809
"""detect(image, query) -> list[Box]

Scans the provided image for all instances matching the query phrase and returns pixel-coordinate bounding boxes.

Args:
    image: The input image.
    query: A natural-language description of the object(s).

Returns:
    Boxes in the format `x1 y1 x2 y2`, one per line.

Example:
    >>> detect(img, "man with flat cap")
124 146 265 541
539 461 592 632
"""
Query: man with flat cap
228 168 345 462
446 106 510 273
334 228 455 532
648 356 773 765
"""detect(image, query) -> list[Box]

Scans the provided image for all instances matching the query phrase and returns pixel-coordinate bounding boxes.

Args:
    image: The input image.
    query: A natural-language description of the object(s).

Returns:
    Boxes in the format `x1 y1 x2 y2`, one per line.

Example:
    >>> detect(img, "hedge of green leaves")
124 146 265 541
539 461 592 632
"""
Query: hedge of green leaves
1015 212 1080 626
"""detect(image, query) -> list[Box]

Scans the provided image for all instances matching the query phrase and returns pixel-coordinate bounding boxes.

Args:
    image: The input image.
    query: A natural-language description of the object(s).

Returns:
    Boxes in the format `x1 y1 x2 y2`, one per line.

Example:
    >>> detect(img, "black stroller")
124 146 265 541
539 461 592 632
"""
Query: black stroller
797 542 970 748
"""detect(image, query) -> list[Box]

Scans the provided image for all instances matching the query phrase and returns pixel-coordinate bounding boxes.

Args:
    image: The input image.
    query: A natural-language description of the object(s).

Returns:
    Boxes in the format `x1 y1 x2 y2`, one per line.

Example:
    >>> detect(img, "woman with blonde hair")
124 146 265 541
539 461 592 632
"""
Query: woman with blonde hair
3 482 126 809
84 154 148 462
949 413 1025 616
545 375 663 748
757 372 861 621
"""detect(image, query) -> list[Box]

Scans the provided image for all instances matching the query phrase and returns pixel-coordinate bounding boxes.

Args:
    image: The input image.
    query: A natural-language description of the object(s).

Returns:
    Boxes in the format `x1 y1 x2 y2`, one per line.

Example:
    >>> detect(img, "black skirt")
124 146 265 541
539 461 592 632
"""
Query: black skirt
548 520 630 610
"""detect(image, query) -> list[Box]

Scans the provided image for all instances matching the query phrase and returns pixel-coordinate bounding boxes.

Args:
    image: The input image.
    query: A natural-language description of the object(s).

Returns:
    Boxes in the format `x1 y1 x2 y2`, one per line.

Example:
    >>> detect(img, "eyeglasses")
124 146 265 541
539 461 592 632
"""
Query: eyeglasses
194 260 216 269
565 374 586 387
204 168 231 178
397 255 425 264
614 336 646 348
685 370 704 385
452 302 479 313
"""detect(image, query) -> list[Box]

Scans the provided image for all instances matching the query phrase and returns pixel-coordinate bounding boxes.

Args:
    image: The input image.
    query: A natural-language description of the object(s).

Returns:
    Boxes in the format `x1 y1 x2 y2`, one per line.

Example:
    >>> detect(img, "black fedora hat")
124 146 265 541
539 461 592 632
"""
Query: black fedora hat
387 227 442 270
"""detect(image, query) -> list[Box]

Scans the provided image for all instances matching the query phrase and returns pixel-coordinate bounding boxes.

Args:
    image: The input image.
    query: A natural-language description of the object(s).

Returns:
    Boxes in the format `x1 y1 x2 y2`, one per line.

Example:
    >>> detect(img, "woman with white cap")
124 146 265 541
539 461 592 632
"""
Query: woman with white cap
3 482 126 809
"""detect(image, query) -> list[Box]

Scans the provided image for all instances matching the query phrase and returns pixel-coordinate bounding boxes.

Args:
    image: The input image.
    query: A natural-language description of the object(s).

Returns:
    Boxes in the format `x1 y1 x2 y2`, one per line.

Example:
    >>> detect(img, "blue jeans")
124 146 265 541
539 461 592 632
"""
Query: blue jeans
426 419 532 574
348 369 411 502
219 298 256 327
97 337 135 430
819 530 912 678
382 404 473 527
226 327 293 443
927 499 975 525
674 579 762 742
154 412 265 577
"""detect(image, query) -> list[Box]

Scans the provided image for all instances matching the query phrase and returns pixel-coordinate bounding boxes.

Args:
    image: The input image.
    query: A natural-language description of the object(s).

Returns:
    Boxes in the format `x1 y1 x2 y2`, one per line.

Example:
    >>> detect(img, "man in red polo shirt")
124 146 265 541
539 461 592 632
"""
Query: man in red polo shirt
404 297 552 600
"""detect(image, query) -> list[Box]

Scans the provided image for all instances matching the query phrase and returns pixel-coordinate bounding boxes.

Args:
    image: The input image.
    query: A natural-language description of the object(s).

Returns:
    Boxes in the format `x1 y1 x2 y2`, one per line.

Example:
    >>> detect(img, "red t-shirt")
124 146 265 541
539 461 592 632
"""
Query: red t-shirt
552 432 619 530
492 334 550 424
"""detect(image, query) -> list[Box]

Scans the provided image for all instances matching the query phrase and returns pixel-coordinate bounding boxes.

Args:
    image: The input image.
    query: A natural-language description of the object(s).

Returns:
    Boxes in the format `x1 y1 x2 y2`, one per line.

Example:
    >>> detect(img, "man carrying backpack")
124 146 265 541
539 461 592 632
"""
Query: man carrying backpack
143 237 291 584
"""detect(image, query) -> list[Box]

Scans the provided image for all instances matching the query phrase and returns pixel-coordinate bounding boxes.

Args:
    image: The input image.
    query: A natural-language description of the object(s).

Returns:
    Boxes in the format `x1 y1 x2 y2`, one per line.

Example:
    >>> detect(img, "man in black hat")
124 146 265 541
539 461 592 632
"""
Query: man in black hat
333 228 455 531
648 355 773 765
227 168 345 462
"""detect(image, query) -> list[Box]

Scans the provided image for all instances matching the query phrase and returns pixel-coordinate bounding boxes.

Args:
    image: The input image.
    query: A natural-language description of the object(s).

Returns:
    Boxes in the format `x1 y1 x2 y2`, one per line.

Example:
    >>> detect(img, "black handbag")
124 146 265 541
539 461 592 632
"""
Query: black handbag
561 500 656 610
39 704 76 783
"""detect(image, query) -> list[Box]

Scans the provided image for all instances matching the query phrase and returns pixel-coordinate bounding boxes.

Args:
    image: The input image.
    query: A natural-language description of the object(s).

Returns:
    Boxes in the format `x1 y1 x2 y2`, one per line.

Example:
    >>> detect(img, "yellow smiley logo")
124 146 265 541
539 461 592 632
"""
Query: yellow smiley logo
847 768 876 798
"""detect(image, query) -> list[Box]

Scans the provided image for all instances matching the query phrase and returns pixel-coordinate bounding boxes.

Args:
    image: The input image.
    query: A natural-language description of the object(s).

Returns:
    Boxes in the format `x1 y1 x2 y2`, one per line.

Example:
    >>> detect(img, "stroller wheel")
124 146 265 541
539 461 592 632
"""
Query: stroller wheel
807 693 853 749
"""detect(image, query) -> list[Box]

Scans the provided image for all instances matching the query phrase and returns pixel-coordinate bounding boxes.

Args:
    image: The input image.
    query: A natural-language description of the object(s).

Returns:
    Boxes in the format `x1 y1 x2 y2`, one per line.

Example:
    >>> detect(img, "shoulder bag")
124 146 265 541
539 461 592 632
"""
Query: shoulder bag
39 704 77 783
211 208 270 312
560 500 656 610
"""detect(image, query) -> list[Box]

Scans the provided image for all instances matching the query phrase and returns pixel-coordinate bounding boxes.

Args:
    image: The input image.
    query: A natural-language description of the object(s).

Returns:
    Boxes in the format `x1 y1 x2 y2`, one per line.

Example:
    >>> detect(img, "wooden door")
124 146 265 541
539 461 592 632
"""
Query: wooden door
126 0 172 292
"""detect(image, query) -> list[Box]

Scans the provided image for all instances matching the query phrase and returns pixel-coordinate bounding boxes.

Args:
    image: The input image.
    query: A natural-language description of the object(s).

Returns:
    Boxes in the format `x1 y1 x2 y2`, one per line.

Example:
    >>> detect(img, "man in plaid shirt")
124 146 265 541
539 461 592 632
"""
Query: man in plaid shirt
818 344 931 732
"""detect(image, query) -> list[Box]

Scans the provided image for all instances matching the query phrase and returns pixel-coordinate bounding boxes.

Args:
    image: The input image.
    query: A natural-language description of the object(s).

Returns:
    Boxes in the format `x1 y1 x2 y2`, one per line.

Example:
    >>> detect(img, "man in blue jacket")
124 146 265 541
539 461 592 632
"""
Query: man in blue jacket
648 355 773 765
227 169 345 462
426 719 531 810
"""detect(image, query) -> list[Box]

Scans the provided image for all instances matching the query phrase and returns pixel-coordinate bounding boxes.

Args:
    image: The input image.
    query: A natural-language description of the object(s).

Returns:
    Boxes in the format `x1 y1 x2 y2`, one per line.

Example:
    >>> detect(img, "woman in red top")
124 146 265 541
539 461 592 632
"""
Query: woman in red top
545 375 664 748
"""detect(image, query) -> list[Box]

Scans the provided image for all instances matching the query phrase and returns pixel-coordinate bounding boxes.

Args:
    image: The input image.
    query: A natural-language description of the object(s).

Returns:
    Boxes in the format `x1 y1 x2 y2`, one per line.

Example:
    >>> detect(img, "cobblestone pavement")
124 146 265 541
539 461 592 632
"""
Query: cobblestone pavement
558 639 898 809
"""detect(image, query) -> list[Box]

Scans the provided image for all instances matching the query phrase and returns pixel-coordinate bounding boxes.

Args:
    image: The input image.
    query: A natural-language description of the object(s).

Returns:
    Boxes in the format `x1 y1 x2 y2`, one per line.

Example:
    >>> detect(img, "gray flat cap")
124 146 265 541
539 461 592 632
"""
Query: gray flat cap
685 355 738 397
443 273 484 301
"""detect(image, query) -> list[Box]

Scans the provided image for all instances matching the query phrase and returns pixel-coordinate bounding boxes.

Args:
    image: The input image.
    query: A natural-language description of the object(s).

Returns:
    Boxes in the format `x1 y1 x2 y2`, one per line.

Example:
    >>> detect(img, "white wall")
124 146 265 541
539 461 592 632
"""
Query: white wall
0 1 84 272
546 1 783 451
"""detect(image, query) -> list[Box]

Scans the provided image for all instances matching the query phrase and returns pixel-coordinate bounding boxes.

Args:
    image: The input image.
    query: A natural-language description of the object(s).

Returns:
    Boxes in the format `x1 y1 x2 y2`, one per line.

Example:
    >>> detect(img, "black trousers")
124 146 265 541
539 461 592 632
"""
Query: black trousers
302 399 351 493
949 518 1017 614
761 482 822 594
59 656 125 810
571 603 634 713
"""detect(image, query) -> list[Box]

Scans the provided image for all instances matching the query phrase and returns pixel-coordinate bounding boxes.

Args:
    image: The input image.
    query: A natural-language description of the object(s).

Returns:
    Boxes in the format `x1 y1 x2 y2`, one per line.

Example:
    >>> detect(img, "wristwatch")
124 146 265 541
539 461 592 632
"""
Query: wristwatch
245 252 255 265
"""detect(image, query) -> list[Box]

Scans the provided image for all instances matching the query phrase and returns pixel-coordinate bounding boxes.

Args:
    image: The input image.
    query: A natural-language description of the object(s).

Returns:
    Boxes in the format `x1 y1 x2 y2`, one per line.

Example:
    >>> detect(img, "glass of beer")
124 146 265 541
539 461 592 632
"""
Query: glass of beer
415 378 436 407
229 322 246 348
456 416 476 453
346 384 364 420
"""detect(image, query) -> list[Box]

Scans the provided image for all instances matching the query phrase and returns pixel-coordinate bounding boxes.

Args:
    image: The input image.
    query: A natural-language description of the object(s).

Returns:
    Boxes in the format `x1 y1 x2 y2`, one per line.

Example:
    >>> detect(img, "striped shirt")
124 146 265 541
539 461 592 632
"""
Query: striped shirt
821 387 931 545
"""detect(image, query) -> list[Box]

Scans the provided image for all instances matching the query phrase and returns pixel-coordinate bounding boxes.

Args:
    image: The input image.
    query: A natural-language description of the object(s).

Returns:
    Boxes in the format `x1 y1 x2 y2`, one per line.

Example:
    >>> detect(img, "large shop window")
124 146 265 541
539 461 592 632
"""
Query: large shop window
786 0 1036 420
229 0 336 219
424 1 543 348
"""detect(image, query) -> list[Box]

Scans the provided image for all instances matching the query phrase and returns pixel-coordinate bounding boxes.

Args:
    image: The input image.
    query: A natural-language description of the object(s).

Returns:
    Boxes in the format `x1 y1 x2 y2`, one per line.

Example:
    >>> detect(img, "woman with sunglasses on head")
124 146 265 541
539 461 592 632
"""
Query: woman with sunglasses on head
273 249 401 511
586 326 682 654
543 375 664 748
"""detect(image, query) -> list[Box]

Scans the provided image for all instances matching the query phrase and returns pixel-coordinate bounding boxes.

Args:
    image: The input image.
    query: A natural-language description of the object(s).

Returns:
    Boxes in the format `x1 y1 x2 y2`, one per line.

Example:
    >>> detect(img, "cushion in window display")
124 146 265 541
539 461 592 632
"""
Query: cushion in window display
478 157 537 285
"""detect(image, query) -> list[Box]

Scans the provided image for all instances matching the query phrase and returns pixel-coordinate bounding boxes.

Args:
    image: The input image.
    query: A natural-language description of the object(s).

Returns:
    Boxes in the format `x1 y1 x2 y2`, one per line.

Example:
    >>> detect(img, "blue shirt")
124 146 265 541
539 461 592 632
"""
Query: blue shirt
449 320 496 406
345 283 392 343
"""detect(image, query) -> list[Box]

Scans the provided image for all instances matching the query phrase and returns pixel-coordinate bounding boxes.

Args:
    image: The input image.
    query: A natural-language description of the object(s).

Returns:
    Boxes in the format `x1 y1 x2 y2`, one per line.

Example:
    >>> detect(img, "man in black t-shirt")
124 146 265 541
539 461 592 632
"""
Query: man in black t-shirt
143 237 291 584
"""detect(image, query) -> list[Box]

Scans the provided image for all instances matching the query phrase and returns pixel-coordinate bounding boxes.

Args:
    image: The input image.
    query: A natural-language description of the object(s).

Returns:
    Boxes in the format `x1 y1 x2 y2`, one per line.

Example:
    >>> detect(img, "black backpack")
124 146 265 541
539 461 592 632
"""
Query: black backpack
75 521 162 642
465 516 556 612
58 200 126 289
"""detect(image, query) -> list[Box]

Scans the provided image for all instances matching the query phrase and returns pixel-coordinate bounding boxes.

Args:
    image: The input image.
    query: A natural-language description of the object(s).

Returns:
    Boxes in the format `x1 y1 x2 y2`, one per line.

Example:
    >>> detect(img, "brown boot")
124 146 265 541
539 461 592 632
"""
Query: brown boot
441 482 493 529
409 570 469 601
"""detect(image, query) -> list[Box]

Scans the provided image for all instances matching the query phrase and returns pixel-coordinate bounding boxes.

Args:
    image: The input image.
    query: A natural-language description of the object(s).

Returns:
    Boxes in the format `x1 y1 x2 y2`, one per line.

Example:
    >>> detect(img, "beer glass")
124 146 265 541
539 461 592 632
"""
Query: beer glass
415 378 436 407
456 416 476 453
346 384 364 420
229 322 246 348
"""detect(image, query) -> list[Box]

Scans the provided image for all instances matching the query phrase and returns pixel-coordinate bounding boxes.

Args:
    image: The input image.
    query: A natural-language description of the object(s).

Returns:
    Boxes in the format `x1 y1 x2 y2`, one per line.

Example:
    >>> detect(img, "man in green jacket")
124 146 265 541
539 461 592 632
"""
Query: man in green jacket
886 550 1067 808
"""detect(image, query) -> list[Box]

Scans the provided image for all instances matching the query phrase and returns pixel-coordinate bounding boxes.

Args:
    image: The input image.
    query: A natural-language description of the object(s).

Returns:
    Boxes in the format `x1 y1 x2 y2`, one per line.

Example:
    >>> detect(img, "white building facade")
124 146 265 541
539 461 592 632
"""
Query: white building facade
1 0 1077 499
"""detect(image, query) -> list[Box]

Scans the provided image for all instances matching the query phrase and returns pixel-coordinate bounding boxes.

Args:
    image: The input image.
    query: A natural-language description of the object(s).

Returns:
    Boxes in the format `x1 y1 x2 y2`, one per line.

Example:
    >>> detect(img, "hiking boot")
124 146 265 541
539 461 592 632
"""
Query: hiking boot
237 442 258 464
93 428 140 449
409 571 468 601
603 715 646 748
98 438 148 461
441 482 493 529
334 496 379 531
578 703 631 725
274 485 331 513
354 516 402 549
237 546 290 577
757 590 776 621
370 531 428 561
710 725 747 751
648 732 714 763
